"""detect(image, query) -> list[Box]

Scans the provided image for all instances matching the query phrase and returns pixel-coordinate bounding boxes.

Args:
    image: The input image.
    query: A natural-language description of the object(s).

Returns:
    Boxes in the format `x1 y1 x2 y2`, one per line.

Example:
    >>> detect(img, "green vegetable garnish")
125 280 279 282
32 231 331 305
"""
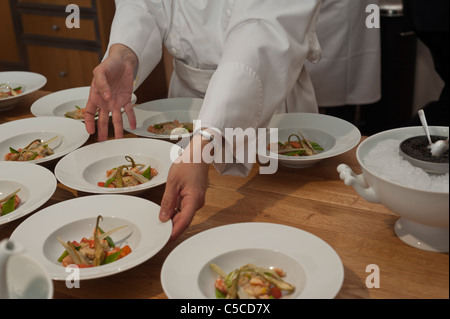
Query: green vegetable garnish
102 250 122 265
141 166 152 180
1 196 16 216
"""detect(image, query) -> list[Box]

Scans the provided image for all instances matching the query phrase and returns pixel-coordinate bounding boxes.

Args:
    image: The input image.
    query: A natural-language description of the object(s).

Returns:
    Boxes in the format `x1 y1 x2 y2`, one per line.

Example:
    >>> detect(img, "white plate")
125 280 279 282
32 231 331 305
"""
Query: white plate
258 113 361 168
161 222 344 299
123 98 202 139
0 162 56 225
0 117 89 165
30 86 137 120
10 195 172 280
54 137 180 194
0 71 47 111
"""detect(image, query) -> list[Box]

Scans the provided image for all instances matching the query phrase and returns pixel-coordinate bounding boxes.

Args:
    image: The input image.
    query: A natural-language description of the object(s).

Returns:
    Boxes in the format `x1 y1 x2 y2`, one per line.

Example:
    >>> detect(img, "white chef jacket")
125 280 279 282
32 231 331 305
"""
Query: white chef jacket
305 0 381 107
106 0 322 176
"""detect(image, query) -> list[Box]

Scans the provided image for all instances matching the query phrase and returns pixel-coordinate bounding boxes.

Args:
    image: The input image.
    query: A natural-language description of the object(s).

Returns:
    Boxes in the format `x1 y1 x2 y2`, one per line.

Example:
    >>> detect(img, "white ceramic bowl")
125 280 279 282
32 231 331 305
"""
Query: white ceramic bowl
0 71 47 111
399 136 449 175
0 117 90 165
55 138 180 194
337 126 449 252
123 97 203 140
6 252 53 299
30 86 137 120
258 113 361 168
161 222 344 299
10 195 172 281
0 162 57 225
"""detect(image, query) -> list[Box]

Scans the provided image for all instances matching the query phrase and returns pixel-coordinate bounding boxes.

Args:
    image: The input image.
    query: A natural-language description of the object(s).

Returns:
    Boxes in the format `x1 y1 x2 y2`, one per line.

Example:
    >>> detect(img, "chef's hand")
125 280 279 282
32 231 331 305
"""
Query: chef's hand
159 135 211 241
84 43 138 141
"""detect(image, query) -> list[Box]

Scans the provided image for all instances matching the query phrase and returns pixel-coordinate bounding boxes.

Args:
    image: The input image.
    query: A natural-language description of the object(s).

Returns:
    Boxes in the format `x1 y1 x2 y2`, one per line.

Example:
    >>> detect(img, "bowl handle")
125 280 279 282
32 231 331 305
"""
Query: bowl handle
337 164 380 203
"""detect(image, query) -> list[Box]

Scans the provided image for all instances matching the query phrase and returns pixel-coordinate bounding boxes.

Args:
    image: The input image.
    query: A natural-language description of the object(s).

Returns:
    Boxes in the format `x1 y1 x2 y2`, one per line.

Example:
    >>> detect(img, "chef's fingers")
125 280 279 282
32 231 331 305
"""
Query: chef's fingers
159 183 179 224
170 202 197 242
84 80 101 135
96 108 110 142
84 104 97 135
123 101 137 131
111 108 124 139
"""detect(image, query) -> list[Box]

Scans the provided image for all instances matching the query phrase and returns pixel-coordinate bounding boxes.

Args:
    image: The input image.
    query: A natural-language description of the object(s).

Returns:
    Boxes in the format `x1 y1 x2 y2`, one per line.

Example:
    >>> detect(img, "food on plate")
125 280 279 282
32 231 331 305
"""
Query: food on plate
64 105 85 119
210 263 295 299
268 130 324 157
0 83 22 99
97 155 158 188
57 215 131 268
147 119 193 135
3 136 58 161
0 189 21 216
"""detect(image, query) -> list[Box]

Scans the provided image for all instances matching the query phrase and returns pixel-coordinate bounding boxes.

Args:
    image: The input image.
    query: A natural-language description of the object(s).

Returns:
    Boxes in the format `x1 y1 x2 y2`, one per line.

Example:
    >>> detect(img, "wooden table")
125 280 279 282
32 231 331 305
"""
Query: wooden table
1 91 448 300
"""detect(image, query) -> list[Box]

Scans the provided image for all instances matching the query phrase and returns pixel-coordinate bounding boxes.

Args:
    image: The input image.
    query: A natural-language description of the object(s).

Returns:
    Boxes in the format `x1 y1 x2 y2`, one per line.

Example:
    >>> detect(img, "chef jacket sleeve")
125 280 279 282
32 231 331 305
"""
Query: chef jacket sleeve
198 0 322 176
103 0 165 89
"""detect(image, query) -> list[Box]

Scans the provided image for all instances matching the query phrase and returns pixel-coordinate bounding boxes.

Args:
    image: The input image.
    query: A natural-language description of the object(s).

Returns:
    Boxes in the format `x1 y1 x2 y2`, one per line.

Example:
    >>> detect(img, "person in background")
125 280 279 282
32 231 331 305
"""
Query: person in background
402 0 449 126
305 0 381 126
84 0 323 241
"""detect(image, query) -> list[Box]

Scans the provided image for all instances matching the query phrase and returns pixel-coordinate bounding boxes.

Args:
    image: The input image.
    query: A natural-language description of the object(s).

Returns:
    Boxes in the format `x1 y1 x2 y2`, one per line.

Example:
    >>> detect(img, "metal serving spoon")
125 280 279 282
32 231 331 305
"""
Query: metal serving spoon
418 109 449 157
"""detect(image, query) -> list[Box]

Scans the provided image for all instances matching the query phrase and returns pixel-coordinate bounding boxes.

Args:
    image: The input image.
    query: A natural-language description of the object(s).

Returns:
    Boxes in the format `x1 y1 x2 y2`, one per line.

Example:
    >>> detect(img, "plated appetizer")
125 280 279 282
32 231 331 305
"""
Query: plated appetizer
64 105 85 120
268 130 324 157
210 263 295 299
98 156 158 188
4 137 58 161
0 189 21 216
0 83 22 99
57 215 131 268
147 119 193 135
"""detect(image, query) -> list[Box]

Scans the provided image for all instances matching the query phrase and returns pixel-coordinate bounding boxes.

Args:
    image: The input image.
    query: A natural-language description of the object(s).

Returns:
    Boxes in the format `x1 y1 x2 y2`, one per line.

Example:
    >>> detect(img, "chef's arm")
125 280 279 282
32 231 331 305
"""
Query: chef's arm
103 0 165 90
198 0 322 176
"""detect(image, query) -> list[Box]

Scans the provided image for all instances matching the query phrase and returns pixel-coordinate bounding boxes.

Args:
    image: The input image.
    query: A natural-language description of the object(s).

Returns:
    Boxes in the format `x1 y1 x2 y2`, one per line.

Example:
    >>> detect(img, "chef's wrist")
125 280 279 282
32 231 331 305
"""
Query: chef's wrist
184 128 220 164
192 132 213 162
109 44 138 70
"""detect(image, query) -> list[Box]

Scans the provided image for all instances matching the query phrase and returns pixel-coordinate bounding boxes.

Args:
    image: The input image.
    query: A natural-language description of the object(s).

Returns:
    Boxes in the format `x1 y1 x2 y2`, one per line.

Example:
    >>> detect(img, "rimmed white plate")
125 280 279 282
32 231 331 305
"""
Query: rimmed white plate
258 113 361 168
55 137 180 194
161 222 344 299
30 86 137 120
0 162 56 225
10 195 172 280
0 117 90 165
123 98 202 139
0 71 47 111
